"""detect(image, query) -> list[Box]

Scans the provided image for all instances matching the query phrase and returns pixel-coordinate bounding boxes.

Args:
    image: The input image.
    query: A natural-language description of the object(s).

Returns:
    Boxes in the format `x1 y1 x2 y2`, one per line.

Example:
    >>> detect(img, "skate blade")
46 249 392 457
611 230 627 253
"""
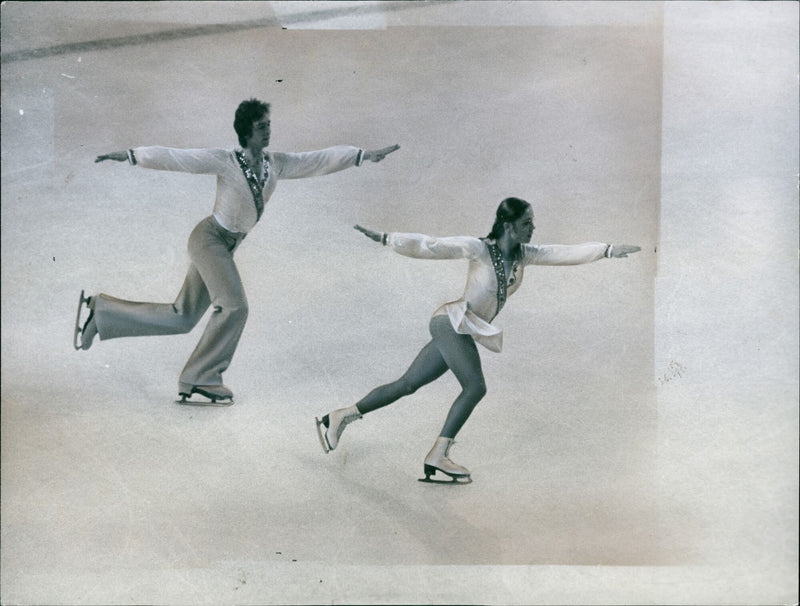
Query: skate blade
314 417 331 453
418 472 472 485
418 477 472 485
73 289 89 350
175 396 234 407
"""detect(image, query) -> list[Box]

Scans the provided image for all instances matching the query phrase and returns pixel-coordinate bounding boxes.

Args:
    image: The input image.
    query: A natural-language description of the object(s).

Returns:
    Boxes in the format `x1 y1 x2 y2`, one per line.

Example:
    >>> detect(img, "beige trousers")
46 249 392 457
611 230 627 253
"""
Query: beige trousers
94 215 248 392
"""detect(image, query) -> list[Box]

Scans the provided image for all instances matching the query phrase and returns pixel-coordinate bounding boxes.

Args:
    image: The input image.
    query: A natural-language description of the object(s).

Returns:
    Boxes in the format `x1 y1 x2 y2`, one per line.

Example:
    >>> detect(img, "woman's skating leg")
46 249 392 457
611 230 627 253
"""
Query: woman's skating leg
318 316 484 457
429 316 487 439
355 339 449 414
317 332 449 452
417 316 485 481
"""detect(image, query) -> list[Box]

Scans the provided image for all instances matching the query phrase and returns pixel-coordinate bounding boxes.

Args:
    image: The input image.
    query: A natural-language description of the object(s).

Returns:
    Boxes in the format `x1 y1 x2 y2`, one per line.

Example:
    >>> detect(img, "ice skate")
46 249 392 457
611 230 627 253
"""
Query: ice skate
73 290 97 351
176 384 235 406
418 436 472 484
315 405 362 453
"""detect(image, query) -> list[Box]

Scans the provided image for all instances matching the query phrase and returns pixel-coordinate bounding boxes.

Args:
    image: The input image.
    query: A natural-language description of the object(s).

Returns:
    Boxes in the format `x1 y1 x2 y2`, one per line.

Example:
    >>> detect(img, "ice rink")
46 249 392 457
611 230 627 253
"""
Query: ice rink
1 2 797 604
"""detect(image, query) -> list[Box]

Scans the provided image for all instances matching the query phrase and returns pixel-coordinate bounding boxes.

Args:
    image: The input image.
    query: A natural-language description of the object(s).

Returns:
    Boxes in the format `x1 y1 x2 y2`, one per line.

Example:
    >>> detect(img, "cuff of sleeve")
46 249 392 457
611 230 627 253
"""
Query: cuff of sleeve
356 149 364 167
604 244 613 258
127 149 137 166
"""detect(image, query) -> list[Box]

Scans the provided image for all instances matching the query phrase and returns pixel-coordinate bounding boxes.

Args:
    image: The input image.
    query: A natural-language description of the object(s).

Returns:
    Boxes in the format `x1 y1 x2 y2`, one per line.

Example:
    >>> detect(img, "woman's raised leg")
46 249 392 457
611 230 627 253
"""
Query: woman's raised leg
316 333 449 452
355 339 449 414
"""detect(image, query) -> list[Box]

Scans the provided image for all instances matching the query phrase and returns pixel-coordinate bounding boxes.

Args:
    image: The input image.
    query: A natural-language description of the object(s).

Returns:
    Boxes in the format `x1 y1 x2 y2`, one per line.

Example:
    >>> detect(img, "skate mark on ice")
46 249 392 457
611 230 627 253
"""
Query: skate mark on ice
2 1 433 63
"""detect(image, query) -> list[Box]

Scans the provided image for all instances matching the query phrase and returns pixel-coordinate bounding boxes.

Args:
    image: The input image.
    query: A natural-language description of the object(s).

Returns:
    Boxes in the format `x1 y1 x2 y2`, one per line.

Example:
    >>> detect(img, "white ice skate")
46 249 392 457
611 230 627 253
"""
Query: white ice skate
315 405 362 453
419 436 472 484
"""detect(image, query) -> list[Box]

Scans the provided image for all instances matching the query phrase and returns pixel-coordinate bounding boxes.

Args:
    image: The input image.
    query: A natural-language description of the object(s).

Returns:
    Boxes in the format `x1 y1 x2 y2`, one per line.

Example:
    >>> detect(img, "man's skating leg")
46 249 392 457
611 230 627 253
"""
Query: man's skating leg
89 263 210 342
178 220 247 400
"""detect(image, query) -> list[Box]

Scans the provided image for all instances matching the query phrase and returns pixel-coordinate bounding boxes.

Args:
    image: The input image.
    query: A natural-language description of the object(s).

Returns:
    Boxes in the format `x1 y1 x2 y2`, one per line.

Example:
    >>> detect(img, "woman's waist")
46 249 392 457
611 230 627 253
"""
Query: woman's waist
434 298 495 321
433 300 503 352
433 300 499 329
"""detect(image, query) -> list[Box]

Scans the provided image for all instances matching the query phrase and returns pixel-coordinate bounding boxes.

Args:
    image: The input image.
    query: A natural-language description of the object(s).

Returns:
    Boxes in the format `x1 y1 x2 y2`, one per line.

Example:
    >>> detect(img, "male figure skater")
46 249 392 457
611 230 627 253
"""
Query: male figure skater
76 98 399 404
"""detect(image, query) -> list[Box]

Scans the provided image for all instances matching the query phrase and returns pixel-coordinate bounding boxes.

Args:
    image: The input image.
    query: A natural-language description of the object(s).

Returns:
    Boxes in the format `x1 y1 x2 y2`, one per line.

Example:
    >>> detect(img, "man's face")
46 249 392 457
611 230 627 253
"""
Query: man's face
247 112 271 149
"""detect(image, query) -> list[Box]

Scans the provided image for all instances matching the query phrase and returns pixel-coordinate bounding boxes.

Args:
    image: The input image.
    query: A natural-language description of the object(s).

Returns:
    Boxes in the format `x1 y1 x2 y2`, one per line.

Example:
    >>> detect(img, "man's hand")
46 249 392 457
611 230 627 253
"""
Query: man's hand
95 151 128 163
354 224 384 243
362 144 400 163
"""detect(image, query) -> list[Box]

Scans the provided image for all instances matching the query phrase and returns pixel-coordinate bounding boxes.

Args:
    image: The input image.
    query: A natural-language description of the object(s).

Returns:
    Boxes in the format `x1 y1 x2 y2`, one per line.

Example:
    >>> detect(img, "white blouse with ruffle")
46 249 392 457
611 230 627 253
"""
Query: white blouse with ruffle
385 233 608 352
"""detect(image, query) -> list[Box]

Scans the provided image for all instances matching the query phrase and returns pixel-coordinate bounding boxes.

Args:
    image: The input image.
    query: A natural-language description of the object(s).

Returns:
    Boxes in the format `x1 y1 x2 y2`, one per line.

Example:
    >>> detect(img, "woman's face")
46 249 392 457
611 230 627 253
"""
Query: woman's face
508 207 535 244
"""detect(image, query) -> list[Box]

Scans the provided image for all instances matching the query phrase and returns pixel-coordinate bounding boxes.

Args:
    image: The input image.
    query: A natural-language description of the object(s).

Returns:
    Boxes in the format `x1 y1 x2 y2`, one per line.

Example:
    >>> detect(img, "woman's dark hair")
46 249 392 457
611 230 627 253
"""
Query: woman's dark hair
487 197 531 239
234 98 270 147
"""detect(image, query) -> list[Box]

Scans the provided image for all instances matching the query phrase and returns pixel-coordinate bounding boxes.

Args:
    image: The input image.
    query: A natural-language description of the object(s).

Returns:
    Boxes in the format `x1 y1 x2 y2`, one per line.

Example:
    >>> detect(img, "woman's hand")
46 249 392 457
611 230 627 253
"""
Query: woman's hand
95 151 128 163
362 144 400 163
354 224 384 243
611 244 641 258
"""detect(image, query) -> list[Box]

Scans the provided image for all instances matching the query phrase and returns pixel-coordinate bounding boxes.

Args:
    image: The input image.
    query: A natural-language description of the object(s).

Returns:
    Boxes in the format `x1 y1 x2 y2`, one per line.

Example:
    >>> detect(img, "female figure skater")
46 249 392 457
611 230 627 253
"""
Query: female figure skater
315 197 640 483
75 98 398 403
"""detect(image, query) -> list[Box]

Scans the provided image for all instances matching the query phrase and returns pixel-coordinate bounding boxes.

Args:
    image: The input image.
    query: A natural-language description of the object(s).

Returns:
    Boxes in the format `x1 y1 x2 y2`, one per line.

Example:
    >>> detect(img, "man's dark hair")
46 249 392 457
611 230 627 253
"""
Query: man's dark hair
234 98 270 147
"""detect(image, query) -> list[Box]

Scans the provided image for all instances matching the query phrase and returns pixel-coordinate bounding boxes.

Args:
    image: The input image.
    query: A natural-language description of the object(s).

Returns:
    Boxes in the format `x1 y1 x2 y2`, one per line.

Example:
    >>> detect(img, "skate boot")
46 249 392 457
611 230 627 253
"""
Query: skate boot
315 405 362 453
419 436 472 484
73 290 97 351
177 383 234 405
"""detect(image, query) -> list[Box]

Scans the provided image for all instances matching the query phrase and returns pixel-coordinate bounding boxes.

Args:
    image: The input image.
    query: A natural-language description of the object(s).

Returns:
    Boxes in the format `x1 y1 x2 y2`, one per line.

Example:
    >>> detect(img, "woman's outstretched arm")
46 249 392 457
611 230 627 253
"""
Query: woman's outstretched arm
607 244 641 258
524 242 641 266
354 225 482 260
361 144 400 163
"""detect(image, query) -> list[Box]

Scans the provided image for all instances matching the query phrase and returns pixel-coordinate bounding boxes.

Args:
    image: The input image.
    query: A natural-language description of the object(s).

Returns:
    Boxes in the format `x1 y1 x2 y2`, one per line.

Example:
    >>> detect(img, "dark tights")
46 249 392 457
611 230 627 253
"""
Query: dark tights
355 315 487 438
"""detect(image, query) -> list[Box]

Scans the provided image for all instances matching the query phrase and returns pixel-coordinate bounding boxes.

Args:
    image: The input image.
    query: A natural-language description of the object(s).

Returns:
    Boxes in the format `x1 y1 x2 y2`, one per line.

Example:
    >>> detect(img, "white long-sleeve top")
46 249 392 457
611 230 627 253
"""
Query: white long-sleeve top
131 145 364 233
385 233 609 352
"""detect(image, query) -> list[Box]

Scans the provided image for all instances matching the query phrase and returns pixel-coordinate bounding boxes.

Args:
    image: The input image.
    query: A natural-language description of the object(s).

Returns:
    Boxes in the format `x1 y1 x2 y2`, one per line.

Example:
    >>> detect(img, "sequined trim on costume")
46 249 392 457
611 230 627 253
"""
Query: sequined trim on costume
482 239 508 320
234 151 269 221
